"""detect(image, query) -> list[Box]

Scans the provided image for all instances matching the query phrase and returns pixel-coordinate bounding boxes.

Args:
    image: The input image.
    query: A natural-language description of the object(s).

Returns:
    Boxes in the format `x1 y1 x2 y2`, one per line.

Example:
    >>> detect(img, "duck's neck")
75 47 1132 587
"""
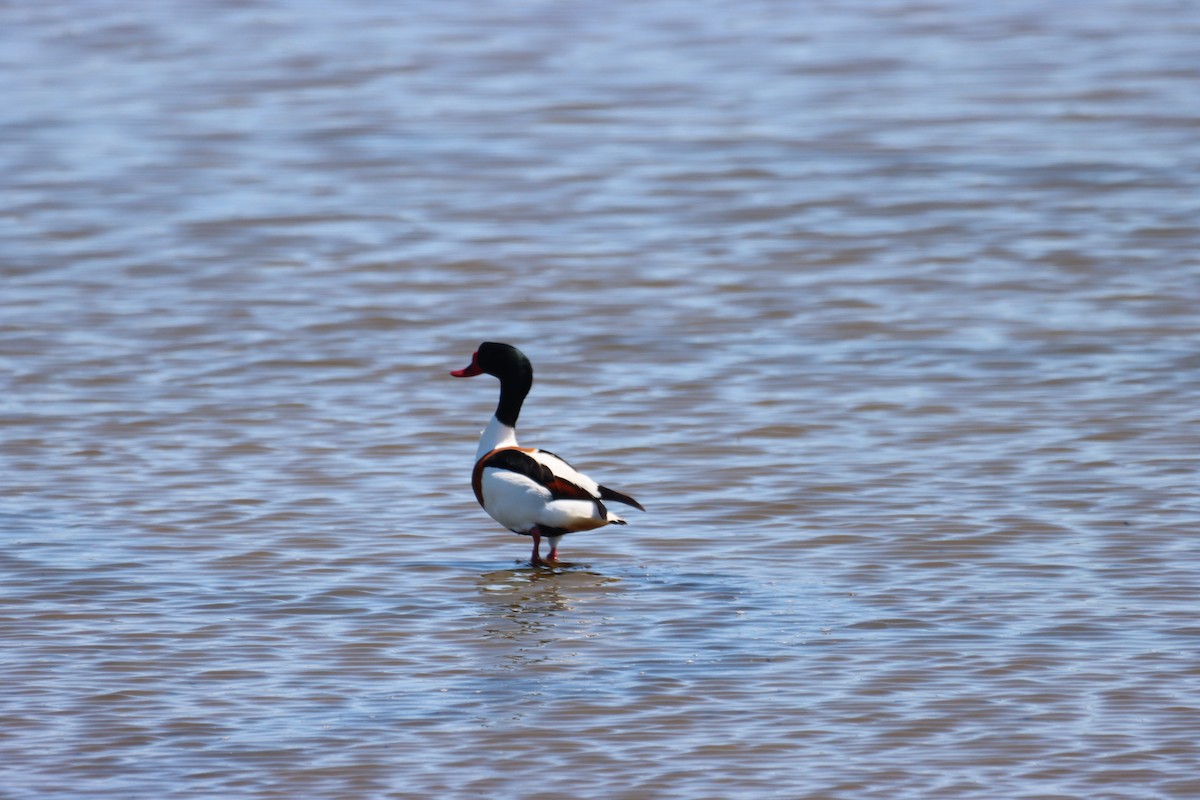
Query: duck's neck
495 372 529 430
476 415 518 461
476 368 531 461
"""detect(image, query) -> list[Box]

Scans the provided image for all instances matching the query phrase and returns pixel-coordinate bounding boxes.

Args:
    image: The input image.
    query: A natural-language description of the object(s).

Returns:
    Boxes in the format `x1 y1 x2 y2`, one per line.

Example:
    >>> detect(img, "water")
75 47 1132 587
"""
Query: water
3 1 1200 797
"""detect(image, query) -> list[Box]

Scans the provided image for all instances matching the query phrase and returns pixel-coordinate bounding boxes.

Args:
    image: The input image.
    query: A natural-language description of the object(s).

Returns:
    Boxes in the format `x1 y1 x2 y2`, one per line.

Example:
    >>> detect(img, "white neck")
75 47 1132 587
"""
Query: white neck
475 415 518 461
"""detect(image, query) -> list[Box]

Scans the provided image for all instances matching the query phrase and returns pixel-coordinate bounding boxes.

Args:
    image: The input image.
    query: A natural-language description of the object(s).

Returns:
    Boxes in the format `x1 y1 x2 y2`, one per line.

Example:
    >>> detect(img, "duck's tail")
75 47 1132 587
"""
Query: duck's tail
599 485 645 512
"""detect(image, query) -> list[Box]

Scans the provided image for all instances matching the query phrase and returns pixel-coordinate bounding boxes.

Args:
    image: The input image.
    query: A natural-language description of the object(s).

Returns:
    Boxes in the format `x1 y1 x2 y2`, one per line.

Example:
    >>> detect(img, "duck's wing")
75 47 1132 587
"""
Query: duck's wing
473 447 598 507
531 449 645 511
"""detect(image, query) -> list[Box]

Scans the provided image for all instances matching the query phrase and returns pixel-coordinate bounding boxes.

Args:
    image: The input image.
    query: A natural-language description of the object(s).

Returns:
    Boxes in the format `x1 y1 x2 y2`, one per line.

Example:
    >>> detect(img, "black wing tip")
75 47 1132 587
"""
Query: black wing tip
599 485 645 512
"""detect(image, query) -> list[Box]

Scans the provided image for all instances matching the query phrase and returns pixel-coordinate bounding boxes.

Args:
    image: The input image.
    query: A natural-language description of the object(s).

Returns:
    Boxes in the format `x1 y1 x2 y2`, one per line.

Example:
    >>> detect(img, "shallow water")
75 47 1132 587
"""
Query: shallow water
3 1 1200 798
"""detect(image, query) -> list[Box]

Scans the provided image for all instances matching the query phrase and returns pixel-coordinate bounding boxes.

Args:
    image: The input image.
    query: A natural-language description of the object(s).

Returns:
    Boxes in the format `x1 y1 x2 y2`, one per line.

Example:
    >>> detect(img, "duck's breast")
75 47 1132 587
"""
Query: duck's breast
479 467 552 533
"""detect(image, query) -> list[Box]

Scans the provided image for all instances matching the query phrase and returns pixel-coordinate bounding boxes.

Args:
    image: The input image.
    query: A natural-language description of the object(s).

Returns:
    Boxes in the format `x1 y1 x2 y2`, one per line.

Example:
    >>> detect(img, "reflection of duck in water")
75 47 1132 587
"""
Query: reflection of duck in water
451 342 644 566
475 568 622 675
478 567 611 619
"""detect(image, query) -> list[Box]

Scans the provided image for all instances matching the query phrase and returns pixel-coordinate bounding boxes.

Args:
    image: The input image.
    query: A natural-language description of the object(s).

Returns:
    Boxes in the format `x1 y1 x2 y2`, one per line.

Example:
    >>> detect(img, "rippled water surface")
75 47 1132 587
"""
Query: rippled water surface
4 2 1200 798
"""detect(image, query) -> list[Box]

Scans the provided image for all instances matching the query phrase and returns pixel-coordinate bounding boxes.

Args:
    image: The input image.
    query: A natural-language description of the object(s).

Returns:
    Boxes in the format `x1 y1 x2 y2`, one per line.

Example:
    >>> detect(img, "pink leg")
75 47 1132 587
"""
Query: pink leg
529 527 543 566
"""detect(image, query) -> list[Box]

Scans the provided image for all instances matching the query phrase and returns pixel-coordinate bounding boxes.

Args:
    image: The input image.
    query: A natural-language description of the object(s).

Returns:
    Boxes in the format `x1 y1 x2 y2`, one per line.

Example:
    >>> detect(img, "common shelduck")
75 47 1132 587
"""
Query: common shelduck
450 342 644 566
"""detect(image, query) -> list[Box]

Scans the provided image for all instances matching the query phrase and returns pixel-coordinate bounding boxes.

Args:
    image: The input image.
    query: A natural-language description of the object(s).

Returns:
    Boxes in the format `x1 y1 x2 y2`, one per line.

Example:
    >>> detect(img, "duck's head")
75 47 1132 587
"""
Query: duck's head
451 342 533 387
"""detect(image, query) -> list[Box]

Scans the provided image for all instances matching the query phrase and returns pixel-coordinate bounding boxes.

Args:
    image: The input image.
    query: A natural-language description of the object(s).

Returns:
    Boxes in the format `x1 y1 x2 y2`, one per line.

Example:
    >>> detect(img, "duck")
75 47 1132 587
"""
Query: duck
450 342 644 566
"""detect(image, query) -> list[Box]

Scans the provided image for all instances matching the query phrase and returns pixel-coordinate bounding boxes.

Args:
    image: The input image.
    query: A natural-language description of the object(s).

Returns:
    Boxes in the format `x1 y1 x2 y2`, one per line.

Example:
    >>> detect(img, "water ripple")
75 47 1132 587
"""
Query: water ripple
4 0 1200 798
